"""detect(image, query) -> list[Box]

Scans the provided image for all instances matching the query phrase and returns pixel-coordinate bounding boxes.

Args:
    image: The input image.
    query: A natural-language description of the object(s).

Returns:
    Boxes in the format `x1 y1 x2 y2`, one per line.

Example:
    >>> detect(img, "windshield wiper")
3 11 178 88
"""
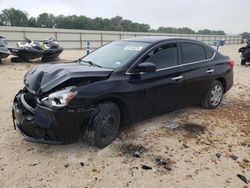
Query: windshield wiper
80 60 103 68
74 58 82 63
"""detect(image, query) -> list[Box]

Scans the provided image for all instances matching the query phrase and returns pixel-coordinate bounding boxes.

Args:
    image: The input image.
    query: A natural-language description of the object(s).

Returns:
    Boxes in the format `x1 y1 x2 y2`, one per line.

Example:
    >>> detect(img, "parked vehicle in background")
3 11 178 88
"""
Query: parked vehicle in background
12 37 234 148
0 36 10 63
8 37 63 62
238 39 250 65
41 38 64 62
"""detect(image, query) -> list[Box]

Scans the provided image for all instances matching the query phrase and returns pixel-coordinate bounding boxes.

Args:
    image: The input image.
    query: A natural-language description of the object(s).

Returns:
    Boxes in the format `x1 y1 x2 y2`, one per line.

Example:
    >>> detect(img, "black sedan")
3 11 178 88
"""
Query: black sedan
12 37 234 148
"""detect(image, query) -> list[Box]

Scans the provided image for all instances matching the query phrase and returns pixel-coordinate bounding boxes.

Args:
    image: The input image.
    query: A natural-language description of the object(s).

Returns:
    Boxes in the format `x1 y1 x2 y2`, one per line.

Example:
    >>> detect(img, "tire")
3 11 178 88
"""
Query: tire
85 102 121 148
202 80 224 109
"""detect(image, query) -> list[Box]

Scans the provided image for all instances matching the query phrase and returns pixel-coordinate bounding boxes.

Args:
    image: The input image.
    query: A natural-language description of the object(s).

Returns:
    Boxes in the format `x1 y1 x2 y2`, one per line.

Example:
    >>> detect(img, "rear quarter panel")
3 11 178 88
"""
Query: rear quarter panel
213 54 233 92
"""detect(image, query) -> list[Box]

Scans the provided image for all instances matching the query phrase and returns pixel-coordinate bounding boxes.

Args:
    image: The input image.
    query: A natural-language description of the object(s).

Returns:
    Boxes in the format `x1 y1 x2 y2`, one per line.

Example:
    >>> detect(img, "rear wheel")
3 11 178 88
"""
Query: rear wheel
202 80 224 109
85 102 121 148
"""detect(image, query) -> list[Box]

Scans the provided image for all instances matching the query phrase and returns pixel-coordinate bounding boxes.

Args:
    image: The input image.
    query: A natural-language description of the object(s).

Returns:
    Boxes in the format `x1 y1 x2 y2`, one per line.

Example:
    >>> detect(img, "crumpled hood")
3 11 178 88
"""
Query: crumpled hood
24 62 113 94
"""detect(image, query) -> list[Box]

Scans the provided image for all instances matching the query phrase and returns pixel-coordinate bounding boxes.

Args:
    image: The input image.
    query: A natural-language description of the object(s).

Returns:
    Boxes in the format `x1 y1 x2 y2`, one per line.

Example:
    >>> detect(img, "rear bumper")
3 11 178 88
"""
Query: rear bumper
225 69 234 93
12 91 92 144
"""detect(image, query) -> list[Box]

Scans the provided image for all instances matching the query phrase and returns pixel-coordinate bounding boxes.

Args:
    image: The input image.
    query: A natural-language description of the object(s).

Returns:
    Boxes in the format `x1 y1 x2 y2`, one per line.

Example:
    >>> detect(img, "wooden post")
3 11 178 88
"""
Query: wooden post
80 33 82 49
23 31 26 40
55 32 58 40
101 33 103 46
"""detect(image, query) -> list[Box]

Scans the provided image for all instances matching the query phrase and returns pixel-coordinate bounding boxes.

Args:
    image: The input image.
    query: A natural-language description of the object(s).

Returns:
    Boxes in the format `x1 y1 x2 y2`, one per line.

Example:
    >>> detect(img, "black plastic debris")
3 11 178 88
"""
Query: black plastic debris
216 153 222 159
230 155 238 161
29 162 39 166
155 157 173 171
164 165 172 171
141 165 152 170
156 157 167 166
120 144 147 158
132 146 146 158
80 162 84 167
237 174 248 184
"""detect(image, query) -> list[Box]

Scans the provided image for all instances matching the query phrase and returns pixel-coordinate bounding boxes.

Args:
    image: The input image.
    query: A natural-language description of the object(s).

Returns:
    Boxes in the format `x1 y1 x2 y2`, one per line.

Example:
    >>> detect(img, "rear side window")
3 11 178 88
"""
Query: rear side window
205 46 215 59
142 43 178 69
181 42 206 64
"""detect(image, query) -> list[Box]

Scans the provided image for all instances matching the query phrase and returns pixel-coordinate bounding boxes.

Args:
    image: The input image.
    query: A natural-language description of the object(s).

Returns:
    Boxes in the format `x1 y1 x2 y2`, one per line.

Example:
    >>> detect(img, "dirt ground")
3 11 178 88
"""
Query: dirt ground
0 45 249 188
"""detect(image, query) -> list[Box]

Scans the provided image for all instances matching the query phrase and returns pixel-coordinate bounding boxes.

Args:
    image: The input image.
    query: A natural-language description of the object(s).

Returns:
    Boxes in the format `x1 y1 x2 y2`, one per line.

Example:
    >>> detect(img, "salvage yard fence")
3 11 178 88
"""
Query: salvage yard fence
0 26 243 50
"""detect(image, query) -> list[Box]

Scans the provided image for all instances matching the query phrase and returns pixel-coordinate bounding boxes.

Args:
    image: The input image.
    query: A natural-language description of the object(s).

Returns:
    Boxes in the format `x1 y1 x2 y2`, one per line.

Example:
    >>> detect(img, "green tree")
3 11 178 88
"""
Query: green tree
0 7 228 35
0 8 29 26
37 13 55 28
110 16 123 31
92 17 104 30
157 27 195 34
241 32 250 39
28 17 37 27
197 29 225 35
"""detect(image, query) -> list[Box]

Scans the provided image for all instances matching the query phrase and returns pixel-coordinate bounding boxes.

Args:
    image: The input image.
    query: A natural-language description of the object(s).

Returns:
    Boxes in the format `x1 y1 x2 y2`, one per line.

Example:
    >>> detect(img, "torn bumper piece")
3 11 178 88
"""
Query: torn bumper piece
12 91 92 144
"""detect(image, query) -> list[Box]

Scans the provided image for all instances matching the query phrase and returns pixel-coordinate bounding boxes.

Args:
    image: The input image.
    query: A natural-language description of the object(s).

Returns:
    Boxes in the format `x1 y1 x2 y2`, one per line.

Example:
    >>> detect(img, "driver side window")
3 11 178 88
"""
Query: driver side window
141 43 178 69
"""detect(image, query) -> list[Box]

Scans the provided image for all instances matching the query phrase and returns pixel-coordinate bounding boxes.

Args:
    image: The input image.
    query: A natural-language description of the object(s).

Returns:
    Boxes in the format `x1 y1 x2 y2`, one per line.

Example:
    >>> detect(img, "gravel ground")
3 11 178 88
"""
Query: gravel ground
0 45 249 188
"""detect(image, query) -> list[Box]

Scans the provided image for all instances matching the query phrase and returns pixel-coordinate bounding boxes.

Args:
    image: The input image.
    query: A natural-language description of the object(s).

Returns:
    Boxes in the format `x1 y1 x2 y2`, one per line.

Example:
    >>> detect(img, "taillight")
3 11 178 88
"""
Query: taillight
228 59 234 69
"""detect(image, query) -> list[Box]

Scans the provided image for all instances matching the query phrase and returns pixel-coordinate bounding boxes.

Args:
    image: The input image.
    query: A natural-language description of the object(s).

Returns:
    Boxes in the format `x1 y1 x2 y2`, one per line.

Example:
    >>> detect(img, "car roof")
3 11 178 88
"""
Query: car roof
122 36 202 44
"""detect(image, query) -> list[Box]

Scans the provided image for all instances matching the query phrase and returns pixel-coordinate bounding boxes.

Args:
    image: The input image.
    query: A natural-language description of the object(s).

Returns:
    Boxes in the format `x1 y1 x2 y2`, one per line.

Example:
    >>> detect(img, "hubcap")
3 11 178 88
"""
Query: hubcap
210 85 223 106
100 114 117 140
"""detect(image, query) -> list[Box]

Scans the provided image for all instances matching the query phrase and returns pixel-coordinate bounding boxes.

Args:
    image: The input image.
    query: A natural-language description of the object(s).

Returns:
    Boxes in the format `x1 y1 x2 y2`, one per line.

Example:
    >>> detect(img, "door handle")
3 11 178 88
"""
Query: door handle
206 69 214 73
172 76 183 81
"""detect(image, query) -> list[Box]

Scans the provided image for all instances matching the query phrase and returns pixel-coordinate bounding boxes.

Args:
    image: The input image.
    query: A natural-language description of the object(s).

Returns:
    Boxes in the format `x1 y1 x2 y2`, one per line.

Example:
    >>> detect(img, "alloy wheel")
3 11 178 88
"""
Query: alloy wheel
210 85 223 106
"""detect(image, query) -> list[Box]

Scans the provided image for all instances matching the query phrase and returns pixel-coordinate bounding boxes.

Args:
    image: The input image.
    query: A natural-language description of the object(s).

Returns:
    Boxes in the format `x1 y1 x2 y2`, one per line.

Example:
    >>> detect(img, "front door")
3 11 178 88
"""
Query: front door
129 42 185 119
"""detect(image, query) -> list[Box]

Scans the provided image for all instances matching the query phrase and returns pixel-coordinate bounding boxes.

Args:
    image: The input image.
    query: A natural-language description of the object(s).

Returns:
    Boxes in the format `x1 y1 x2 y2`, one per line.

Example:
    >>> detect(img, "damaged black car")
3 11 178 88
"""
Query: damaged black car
12 37 234 148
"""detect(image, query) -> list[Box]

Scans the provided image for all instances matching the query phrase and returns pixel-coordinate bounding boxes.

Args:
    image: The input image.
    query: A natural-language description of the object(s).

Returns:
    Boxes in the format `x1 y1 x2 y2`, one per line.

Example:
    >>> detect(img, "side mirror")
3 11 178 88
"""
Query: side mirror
134 62 156 73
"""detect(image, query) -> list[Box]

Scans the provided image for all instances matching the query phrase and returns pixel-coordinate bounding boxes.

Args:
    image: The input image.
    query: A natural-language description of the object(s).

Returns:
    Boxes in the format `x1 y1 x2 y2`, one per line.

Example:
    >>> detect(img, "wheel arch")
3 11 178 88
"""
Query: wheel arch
93 96 131 127
216 77 226 93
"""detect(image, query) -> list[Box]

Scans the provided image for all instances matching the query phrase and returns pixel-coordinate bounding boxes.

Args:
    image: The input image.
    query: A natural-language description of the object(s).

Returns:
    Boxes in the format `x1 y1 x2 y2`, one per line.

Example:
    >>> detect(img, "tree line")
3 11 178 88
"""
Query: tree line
0 8 227 35
241 32 250 39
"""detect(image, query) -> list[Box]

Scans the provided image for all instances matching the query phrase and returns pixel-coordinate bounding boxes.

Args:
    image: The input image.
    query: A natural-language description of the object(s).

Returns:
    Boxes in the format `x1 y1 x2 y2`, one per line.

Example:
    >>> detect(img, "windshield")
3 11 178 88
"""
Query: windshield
80 41 150 69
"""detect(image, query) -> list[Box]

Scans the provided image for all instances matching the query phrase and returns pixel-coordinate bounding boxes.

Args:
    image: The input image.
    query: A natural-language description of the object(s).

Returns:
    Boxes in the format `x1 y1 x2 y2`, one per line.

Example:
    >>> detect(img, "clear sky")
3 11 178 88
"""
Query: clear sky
0 0 248 34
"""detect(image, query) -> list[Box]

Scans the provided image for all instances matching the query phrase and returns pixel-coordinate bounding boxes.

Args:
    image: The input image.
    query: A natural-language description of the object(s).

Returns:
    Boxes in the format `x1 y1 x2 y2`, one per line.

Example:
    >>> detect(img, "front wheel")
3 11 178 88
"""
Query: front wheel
202 80 224 109
85 102 121 148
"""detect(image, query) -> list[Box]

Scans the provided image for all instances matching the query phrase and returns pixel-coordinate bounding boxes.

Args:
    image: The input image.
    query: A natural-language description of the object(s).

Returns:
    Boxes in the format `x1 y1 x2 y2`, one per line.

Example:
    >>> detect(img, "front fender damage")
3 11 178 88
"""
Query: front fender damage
12 91 93 144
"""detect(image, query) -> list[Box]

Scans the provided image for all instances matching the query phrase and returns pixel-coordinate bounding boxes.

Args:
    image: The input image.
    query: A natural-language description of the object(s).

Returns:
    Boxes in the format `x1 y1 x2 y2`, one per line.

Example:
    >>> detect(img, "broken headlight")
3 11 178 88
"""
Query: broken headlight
41 87 77 108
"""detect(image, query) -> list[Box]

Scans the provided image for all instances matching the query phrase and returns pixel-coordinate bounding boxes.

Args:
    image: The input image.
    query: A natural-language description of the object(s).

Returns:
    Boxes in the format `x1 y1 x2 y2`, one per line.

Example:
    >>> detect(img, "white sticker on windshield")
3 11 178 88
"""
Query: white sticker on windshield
124 46 143 51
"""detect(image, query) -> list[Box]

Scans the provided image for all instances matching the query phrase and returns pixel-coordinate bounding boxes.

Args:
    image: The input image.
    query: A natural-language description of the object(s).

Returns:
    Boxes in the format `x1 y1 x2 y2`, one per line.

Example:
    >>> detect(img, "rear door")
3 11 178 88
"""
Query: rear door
180 42 216 105
129 42 184 118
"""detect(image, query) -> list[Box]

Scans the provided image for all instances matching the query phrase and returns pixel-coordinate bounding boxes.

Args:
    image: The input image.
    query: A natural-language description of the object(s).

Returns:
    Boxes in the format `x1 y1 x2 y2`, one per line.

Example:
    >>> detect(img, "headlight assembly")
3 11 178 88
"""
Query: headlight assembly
41 87 77 108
